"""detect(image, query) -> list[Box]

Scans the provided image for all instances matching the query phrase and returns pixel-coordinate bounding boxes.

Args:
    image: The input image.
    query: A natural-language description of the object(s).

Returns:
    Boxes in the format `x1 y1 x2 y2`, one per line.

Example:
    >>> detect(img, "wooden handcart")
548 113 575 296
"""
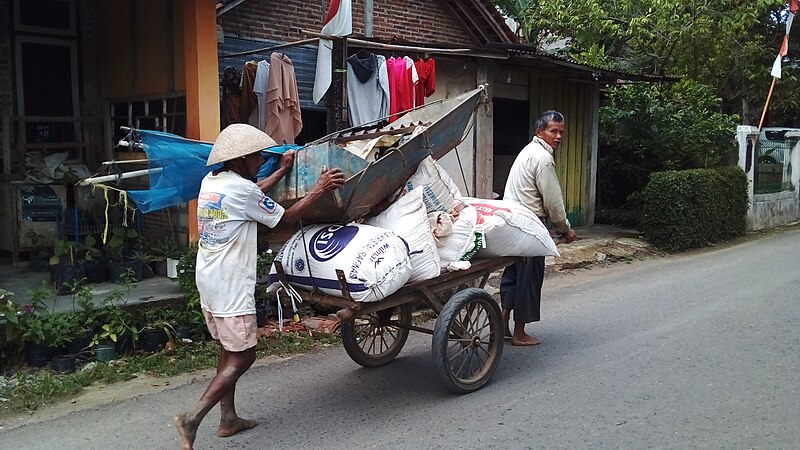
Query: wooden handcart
272 256 520 394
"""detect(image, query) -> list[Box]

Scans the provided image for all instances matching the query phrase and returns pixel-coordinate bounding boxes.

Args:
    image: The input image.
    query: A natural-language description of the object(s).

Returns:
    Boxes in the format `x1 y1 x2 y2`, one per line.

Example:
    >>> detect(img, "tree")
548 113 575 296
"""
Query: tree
493 0 800 125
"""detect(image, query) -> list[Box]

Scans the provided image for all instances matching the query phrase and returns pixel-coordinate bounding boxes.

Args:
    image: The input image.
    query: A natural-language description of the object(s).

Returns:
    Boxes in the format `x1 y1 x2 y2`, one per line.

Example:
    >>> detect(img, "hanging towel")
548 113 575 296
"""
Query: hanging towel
266 52 303 144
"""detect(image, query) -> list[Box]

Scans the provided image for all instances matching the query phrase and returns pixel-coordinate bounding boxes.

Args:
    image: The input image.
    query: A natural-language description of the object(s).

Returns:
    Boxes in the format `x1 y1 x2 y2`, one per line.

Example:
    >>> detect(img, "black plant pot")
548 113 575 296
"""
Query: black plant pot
67 330 94 357
25 342 60 368
50 263 86 293
115 333 135 355
256 304 268 328
140 262 154 279
108 260 142 283
174 324 193 340
51 354 77 374
29 250 51 272
153 260 168 277
85 259 109 283
139 328 168 352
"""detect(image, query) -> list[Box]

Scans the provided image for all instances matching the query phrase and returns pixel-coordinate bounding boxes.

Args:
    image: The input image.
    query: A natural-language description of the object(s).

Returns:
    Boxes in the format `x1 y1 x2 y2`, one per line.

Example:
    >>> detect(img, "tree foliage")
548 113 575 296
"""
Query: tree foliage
493 0 800 124
597 80 739 206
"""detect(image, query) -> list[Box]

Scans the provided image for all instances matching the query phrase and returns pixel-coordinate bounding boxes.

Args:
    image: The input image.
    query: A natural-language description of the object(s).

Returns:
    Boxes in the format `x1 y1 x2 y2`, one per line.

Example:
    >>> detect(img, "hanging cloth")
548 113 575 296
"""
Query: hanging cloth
414 57 436 107
266 52 303 144
253 60 271 132
222 66 243 125
346 51 390 126
239 61 259 126
312 0 353 103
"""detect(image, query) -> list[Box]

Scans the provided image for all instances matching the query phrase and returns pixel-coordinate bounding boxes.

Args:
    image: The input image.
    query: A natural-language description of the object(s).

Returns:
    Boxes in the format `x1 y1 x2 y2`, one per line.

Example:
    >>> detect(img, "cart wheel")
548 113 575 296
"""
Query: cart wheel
432 288 504 394
341 303 412 368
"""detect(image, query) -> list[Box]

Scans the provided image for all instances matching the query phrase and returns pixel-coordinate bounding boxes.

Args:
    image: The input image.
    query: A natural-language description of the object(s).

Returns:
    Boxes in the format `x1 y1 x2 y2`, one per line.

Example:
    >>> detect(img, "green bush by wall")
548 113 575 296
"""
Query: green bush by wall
641 166 748 252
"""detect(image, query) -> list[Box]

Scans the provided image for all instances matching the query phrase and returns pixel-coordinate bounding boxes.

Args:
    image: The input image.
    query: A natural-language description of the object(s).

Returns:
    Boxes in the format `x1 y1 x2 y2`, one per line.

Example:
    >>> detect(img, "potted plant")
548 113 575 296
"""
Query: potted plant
49 239 86 293
25 230 51 272
105 226 143 283
148 238 182 277
91 288 139 356
82 235 108 284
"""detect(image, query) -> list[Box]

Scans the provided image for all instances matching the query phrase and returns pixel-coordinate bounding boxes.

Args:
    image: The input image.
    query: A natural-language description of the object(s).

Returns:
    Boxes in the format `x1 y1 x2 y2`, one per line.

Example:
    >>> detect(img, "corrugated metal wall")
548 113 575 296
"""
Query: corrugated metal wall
529 76 594 226
218 37 323 110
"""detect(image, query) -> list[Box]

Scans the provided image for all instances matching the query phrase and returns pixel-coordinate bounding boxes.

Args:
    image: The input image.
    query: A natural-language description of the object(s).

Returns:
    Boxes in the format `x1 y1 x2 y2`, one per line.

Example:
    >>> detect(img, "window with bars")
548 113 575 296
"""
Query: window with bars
109 95 187 149
755 129 796 195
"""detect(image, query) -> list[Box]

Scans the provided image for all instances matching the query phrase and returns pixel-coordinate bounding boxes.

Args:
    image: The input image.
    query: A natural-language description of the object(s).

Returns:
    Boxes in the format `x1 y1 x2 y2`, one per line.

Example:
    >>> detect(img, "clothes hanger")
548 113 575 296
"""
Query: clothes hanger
356 49 371 59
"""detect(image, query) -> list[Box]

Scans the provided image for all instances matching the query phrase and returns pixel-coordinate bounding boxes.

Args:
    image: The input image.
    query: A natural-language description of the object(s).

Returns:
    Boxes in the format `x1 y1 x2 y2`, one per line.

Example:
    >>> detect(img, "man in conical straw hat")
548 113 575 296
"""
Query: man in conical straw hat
175 124 344 449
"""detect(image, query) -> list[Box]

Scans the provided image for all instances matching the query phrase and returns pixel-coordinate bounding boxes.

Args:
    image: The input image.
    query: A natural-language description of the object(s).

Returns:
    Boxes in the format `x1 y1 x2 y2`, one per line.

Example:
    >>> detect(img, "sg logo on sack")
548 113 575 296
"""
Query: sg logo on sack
309 225 358 261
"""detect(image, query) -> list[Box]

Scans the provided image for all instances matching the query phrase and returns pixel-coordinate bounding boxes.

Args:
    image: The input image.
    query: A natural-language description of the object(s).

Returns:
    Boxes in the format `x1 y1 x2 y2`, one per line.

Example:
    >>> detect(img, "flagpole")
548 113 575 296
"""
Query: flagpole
758 77 777 131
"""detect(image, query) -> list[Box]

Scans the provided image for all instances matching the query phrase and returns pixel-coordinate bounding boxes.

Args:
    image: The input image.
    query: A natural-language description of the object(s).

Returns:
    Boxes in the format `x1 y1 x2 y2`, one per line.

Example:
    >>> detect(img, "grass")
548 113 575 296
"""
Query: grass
0 331 341 419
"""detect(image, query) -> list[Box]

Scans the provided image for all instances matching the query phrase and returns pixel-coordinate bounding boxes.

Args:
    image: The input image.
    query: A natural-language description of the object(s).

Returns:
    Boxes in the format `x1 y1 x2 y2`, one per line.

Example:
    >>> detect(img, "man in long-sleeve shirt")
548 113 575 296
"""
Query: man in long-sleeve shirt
502 110 578 346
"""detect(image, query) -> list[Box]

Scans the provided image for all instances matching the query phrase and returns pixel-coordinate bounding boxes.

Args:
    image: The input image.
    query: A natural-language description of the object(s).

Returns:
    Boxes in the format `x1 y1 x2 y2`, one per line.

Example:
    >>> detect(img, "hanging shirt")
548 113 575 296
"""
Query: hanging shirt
386 57 414 122
239 61 259 127
266 52 303 144
252 60 271 132
223 66 243 125
414 57 436 107
196 171 285 317
403 56 419 106
347 52 390 126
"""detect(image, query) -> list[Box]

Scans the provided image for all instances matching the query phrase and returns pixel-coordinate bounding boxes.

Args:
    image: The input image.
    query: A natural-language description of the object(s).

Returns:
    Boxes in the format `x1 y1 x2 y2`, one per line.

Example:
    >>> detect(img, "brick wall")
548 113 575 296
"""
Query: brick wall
218 0 478 46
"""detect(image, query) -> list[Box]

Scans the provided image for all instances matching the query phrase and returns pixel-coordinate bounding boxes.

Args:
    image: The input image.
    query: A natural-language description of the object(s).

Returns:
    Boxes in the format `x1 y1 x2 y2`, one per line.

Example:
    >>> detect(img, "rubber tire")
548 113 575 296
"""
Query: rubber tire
432 288 504 394
341 303 412 368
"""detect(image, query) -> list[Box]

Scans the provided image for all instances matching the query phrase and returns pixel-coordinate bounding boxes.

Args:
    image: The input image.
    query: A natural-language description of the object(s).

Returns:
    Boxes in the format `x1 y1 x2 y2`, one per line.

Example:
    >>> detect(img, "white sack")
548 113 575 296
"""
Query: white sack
433 205 479 269
269 223 412 302
404 156 464 213
367 187 440 282
466 198 560 258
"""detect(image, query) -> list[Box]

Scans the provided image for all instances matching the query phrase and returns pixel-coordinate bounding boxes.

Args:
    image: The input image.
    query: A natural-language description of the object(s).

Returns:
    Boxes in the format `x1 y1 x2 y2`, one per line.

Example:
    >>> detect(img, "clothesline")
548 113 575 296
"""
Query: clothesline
219 37 319 59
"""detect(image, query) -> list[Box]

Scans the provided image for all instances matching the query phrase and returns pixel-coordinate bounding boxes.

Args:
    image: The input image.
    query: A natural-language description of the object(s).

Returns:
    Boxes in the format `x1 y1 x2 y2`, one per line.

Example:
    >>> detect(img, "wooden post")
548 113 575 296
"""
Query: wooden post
758 77 777 131
326 37 348 133
183 0 220 244
2 116 10 176
474 60 494 198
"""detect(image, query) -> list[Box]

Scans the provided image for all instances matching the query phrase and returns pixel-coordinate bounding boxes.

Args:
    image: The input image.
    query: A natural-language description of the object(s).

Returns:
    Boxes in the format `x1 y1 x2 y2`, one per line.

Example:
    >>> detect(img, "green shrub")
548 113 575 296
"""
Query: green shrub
642 166 748 252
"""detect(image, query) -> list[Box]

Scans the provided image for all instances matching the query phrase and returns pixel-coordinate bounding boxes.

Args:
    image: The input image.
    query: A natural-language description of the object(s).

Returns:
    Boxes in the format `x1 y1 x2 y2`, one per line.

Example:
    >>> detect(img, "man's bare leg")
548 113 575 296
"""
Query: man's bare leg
511 322 541 346
218 382 258 437
502 309 512 339
174 346 257 449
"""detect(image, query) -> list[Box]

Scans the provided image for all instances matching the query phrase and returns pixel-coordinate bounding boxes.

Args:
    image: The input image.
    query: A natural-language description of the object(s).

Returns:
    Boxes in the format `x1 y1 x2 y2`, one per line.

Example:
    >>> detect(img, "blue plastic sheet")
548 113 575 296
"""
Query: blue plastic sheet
125 129 298 213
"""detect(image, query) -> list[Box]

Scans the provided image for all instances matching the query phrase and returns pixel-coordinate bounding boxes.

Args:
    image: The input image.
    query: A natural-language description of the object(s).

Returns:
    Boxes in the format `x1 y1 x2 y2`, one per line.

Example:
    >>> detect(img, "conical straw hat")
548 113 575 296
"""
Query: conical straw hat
207 124 278 166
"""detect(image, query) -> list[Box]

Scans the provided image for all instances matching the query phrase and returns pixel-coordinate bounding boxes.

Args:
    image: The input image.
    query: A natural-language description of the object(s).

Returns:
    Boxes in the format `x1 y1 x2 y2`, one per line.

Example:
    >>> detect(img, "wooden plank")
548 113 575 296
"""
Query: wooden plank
2 116 10 175
475 59 494 198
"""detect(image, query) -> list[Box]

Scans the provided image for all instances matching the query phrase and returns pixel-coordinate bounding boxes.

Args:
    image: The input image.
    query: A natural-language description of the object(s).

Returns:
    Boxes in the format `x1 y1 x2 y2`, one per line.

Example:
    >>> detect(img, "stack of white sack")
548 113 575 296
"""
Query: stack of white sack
403 155 465 214
366 186 441 282
465 197 559 258
268 223 412 302
399 156 483 270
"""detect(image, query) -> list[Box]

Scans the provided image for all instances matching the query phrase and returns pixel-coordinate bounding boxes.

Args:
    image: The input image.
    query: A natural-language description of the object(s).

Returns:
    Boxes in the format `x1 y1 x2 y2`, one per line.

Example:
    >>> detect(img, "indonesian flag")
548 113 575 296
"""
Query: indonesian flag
312 0 352 104
771 5 797 78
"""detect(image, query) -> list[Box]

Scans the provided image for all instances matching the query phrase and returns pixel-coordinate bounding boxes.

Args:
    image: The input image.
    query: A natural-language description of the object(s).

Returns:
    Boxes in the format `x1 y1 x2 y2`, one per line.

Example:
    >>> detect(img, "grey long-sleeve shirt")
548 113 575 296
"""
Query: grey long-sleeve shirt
503 136 571 234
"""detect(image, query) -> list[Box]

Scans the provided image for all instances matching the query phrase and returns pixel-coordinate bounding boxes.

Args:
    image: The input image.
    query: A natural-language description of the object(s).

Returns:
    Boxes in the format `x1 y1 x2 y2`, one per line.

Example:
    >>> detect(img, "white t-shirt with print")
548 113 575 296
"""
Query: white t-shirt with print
195 171 285 317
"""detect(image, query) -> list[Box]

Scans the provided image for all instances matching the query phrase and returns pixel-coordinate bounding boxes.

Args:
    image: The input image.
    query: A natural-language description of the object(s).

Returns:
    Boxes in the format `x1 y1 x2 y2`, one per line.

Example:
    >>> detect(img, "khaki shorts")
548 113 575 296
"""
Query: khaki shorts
203 310 257 352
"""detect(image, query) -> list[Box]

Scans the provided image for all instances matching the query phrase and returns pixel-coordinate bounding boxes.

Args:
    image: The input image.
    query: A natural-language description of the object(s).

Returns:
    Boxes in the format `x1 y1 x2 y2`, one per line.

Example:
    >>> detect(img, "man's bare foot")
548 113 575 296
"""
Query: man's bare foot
502 310 512 339
174 414 198 450
511 333 541 346
218 417 258 438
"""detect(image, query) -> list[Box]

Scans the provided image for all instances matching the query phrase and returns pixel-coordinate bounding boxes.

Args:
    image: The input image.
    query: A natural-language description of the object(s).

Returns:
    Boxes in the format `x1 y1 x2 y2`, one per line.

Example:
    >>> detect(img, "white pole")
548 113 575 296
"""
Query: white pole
78 167 163 186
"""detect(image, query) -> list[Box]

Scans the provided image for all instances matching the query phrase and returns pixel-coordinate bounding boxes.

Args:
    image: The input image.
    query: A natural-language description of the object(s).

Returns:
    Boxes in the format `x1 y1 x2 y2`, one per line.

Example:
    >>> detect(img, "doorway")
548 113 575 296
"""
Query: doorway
492 98 530 197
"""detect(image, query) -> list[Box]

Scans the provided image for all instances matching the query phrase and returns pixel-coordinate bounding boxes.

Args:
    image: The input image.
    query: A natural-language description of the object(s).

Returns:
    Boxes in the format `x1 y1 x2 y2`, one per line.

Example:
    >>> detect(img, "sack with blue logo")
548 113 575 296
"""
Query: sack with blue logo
268 223 412 302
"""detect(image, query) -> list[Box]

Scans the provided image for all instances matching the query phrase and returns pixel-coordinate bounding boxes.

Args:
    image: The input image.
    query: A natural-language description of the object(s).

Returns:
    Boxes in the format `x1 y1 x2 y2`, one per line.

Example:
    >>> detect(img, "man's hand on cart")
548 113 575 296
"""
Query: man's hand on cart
314 167 346 193
279 150 296 170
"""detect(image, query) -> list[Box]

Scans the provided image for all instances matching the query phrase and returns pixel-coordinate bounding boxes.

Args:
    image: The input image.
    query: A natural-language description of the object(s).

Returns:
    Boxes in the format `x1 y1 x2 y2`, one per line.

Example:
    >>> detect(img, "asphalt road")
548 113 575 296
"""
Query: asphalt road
2 229 798 449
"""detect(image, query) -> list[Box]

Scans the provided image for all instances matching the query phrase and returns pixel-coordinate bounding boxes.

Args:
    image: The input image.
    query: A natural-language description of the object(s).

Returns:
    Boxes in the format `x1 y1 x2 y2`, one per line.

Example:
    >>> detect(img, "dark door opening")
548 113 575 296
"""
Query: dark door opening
492 98 529 197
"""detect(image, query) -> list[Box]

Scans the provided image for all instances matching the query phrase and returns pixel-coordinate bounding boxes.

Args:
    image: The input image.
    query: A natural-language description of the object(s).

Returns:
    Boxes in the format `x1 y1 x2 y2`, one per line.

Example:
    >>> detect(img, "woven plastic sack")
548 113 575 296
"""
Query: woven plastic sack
404 156 464 213
466 198 559 258
366 187 440 283
268 223 412 302
433 205 480 269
